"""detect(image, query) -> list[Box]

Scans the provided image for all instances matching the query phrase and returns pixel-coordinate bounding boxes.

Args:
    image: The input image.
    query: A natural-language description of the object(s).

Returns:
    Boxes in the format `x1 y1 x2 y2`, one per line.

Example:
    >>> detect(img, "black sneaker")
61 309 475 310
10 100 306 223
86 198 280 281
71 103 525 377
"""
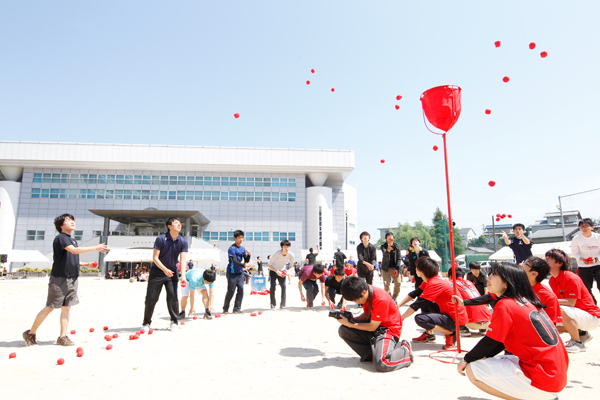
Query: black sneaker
459 326 471 337
271 305 276 310
23 330 37 346
203 312 213 320
232 310 243 314
178 311 185 320
222 310 229 314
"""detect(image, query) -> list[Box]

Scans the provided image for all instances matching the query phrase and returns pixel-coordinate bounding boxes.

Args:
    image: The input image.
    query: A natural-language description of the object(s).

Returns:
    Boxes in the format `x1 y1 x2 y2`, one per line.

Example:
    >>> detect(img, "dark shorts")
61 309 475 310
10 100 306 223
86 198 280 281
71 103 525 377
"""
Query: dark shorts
46 276 79 308
414 312 456 332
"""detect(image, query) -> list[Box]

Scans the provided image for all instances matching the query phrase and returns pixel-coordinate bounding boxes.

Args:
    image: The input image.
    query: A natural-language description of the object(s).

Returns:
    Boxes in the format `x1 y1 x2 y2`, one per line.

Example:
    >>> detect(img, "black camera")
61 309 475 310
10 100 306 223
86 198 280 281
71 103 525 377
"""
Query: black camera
328 310 354 323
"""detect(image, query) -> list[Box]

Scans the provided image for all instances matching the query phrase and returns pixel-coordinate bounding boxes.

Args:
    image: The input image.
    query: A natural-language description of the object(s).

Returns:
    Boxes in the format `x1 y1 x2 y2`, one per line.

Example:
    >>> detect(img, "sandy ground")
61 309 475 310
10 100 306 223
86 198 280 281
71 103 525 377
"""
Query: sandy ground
1 275 598 400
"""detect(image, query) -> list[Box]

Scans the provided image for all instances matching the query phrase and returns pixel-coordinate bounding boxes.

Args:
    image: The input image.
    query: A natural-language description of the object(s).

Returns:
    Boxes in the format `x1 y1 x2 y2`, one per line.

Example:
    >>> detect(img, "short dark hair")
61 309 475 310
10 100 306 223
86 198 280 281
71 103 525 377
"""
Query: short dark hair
312 264 324 274
360 231 370 240
512 223 525 231
54 213 75 233
545 248 571 271
468 262 481 270
525 256 550 283
489 262 542 309
165 217 180 229
203 270 217 283
233 230 244 238
334 267 345 276
579 218 594 227
385 232 394 239
410 237 420 246
447 267 465 279
341 276 369 301
416 257 439 279
280 239 291 247
309 247 313 253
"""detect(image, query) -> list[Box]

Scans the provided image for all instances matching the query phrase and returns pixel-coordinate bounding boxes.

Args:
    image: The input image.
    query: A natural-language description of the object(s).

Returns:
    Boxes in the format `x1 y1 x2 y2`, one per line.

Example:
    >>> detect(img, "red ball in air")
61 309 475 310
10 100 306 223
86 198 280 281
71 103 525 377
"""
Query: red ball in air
380 159 385 164
103 326 108 331
331 88 335 92
433 145 438 151
89 328 95 333
9 352 16 359
501 214 506 218
70 330 76 335
488 181 496 187
529 42 536 50
503 76 510 83
106 345 113 350
540 51 548 58
485 109 491 114
112 334 118 339
396 95 402 100
395 105 400 110
306 80 310 85
496 214 501 218
494 41 501 48
311 69 315 73
507 214 512 218
496 218 500 222
234 113 240 119
57 358 65 365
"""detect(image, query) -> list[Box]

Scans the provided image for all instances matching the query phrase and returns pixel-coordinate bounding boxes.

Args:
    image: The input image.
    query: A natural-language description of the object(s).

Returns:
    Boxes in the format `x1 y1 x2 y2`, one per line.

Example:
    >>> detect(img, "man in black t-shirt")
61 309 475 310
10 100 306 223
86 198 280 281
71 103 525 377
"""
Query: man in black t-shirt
333 247 347 268
325 267 346 309
502 223 533 264
23 213 109 347
465 262 487 296
256 256 263 276
356 231 377 285
305 245 319 266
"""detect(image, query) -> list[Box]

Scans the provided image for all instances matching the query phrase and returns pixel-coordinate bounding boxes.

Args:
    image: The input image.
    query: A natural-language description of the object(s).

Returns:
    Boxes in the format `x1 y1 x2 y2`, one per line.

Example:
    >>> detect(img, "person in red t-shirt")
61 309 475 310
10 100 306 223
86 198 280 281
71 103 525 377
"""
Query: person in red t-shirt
447 267 491 335
336 276 413 372
398 257 468 350
457 262 568 400
520 256 562 325
546 248 600 353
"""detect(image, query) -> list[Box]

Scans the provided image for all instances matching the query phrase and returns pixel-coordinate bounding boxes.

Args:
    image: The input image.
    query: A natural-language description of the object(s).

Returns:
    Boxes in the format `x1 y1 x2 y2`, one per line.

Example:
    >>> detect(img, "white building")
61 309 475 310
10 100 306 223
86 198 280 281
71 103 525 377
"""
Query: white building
0 141 357 272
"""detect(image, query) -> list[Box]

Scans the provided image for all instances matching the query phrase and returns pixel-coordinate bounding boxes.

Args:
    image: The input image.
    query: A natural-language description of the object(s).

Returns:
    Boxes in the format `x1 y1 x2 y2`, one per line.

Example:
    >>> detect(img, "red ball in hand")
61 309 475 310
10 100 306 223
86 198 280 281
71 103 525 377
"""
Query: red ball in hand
92 261 98 267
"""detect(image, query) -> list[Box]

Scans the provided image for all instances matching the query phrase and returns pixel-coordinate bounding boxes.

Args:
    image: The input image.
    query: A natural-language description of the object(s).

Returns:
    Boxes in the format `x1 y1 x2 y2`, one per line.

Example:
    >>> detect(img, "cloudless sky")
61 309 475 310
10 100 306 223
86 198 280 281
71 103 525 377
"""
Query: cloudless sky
2 1 600 238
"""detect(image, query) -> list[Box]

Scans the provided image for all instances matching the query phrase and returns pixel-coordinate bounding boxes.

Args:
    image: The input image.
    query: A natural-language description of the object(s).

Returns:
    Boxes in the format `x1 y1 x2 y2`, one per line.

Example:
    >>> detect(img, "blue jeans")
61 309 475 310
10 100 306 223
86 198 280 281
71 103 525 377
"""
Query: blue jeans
223 272 244 312
303 280 320 307
328 287 338 304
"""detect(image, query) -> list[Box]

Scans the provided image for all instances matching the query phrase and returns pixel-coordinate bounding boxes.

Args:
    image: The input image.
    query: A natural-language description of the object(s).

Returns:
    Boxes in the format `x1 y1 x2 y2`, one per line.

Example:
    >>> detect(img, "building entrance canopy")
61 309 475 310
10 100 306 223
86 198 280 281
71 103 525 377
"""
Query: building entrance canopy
88 209 210 226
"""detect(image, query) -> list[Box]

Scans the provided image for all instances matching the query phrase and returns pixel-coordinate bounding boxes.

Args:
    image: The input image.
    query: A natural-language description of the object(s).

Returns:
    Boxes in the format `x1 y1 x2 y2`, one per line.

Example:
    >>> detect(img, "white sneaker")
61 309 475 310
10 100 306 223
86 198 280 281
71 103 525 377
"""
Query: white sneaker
142 324 150 333
170 322 178 332
565 339 586 353
580 331 593 344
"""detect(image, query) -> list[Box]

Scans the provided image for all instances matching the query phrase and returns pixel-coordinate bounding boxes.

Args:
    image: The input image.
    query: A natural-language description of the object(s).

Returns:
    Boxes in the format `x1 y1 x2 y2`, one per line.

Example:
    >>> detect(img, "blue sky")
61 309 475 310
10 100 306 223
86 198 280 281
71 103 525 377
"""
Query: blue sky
2 1 599 237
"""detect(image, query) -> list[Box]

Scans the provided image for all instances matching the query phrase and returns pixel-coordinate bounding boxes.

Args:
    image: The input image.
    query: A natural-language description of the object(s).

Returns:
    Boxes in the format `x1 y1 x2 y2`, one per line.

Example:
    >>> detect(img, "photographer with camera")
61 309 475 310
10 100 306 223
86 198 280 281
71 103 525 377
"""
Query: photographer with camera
335 276 413 372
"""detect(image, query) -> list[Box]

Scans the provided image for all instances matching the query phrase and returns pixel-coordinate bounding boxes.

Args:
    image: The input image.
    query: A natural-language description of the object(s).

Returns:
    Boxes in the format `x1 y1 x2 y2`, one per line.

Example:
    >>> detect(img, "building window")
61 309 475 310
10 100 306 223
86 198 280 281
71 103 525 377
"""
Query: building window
31 188 40 198
33 173 42 183
93 231 102 237
210 232 218 241
219 232 227 241
262 232 269 241
74 231 83 241
246 232 253 241
26 230 45 241
252 232 260 242
280 232 287 240
263 178 271 187
349 240 356 245
288 193 296 202
228 231 234 241
349 223 356 228
273 232 280 241
288 178 296 187
272 178 280 187
289 232 296 241
202 232 210 241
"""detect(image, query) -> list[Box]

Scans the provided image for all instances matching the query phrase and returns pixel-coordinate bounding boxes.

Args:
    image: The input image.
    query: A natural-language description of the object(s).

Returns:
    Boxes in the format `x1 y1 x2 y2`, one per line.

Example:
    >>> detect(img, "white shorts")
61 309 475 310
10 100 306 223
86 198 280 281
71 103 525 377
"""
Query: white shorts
180 284 190 297
469 355 557 400
559 305 600 331
465 321 490 330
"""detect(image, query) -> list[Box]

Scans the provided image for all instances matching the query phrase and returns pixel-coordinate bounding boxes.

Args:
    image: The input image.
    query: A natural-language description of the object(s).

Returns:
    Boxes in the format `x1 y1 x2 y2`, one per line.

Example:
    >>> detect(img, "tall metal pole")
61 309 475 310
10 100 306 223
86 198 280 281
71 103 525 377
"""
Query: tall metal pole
492 216 497 252
559 196 566 242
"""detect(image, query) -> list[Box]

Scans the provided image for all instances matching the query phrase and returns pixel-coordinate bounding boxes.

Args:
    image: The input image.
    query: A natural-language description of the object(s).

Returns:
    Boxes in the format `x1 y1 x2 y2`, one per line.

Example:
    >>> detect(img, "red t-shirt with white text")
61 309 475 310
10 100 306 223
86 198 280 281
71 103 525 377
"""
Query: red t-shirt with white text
532 282 563 324
454 278 492 323
420 276 468 325
362 286 402 338
549 270 600 318
486 298 568 393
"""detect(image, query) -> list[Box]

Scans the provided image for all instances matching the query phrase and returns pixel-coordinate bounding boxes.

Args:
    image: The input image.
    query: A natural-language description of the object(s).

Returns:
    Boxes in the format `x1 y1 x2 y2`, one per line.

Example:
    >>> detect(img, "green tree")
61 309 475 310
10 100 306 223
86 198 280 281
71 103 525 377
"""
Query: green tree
468 235 488 247
375 222 434 250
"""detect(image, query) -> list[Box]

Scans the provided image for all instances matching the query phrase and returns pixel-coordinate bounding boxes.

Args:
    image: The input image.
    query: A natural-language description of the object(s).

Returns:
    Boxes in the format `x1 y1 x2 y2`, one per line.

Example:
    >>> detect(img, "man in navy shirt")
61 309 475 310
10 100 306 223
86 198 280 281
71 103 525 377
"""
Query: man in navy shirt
223 230 255 314
142 217 188 332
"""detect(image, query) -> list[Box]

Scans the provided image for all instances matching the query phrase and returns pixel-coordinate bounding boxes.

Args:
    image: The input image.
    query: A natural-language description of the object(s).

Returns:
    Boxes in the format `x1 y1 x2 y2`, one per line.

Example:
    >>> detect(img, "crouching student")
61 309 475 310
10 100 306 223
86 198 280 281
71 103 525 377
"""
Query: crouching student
184 268 217 320
520 256 562 325
447 267 491 335
397 257 468 350
325 267 346 309
457 262 568 400
298 263 326 308
337 276 413 372
546 248 600 353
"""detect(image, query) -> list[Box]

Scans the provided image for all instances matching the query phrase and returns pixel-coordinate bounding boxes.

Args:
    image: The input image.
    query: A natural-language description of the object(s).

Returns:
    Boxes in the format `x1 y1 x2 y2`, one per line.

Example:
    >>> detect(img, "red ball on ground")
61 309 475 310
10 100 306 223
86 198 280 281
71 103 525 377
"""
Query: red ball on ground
507 214 512 218
540 51 548 58
485 109 491 114
105 336 111 342
306 80 310 85
311 69 315 73
76 347 83 353
129 335 134 340
395 105 399 110
134 334 140 340
70 330 76 335
193 316 197 320
140 329 145 334
488 181 496 187
103 326 108 331
433 145 438 151
321 302 326 306
106 345 113 350
258 311 262 315
181 322 185 325
112 334 118 339
494 41 501 48
89 328 95 333
529 42 536 50
215 314 221 318
9 352 16 359
496 218 500 222
148 329 154 334
57 358 65 365
396 95 402 100
77 351 83 357
250 312 257 317
503 76 510 83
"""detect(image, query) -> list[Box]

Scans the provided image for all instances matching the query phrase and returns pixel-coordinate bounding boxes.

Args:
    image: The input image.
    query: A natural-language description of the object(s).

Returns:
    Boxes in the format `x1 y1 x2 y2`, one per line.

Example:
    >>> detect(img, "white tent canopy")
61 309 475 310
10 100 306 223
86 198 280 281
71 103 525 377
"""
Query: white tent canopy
103 248 220 263
0 249 49 263
489 241 574 261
